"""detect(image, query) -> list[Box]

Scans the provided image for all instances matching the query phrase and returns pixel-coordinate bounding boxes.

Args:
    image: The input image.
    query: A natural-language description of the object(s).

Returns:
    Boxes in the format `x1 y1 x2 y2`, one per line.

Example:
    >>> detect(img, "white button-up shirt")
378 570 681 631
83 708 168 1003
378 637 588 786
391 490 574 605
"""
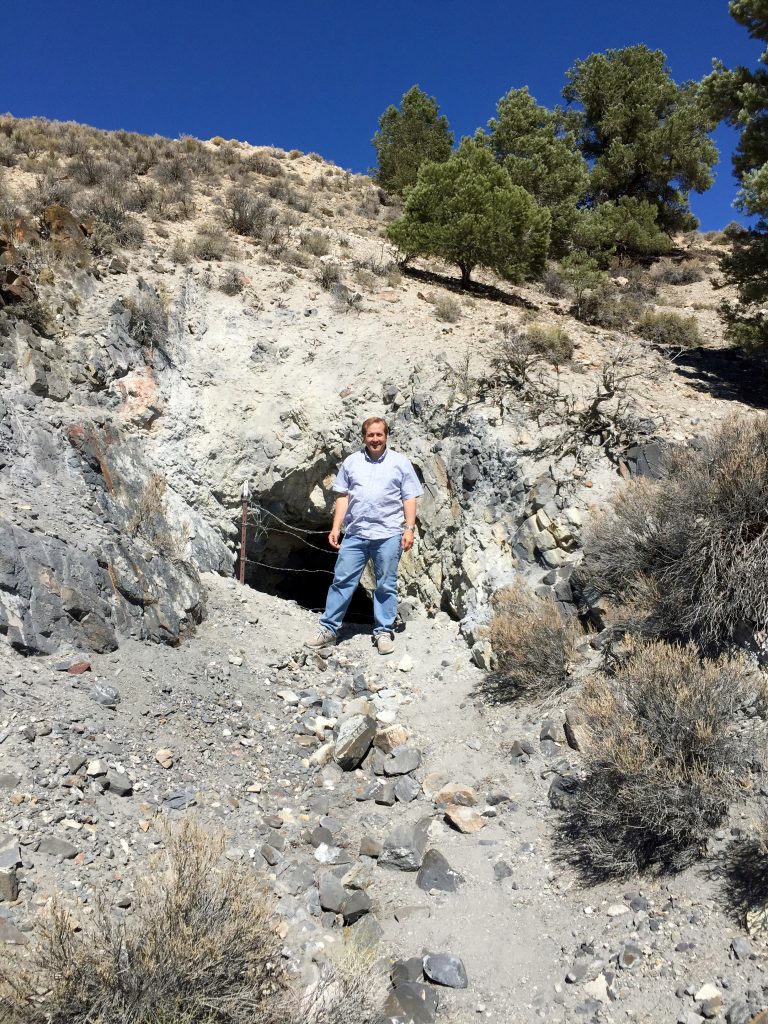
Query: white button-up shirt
333 447 423 540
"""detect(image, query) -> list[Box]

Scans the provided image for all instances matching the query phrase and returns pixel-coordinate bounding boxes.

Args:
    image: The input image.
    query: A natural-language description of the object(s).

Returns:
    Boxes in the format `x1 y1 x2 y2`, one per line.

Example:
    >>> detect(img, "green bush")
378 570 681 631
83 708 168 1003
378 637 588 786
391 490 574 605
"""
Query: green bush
526 323 574 365
635 309 701 346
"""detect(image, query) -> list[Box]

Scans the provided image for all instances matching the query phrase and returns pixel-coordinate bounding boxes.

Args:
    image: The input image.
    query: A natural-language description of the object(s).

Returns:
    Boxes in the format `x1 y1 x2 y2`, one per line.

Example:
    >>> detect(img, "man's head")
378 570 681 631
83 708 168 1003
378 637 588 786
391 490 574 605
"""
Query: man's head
361 417 388 458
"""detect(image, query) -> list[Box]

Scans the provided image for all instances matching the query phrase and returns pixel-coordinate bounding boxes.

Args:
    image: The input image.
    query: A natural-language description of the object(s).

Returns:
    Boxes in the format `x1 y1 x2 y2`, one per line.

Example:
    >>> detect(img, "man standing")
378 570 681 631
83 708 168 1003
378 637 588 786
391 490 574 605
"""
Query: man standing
305 417 422 654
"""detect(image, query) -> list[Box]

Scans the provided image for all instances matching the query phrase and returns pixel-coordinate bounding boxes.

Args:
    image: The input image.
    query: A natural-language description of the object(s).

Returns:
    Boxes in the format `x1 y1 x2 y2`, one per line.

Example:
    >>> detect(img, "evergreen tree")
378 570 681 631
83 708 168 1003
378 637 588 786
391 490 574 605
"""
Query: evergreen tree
563 45 718 244
703 0 768 348
373 85 453 195
479 87 589 256
387 139 551 287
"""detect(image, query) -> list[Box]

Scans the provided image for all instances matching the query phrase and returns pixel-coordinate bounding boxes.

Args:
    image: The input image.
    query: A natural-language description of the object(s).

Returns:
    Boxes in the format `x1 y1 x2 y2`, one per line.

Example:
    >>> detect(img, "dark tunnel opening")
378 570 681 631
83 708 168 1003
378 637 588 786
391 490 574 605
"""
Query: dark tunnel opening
237 517 374 624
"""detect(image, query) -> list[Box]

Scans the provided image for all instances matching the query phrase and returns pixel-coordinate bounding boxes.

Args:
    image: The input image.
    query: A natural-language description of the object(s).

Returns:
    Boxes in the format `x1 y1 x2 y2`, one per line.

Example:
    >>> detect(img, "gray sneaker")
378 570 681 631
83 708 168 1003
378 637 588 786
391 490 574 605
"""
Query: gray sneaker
374 633 395 655
304 628 336 649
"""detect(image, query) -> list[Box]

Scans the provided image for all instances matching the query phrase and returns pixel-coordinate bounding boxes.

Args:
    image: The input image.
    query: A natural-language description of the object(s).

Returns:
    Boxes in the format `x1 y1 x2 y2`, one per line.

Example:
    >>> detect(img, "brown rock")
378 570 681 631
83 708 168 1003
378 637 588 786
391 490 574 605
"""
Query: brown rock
67 661 92 675
1 270 34 303
43 204 86 242
445 805 487 834
434 784 477 807
374 724 409 753
155 749 174 769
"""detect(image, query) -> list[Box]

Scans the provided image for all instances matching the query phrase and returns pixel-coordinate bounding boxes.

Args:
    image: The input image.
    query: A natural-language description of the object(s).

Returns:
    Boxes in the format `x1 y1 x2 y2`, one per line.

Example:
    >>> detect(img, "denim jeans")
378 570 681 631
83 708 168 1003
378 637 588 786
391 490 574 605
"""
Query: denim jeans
319 533 402 637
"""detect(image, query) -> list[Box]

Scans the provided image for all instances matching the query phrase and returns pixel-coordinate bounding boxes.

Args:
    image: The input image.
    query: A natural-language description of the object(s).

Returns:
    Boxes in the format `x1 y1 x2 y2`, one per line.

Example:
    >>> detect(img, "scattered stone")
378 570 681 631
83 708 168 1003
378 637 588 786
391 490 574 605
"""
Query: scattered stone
105 771 133 796
416 849 463 892
0 919 28 944
730 937 753 961
423 953 468 989
333 714 376 771
155 748 174 769
0 774 20 790
394 776 421 803
434 783 477 807
397 653 414 673
0 868 19 902
38 836 78 859
384 745 421 776
493 860 513 881
342 890 371 924
584 973 611 1005
445 804 487 834
617 942 642 969
379 819 430 871
314 843 351 866
90 682 120 707
374 724 409 752
360 836 383 858
384 982 439 1024
392 957 424 986
318 872 347 913
0 847 22 870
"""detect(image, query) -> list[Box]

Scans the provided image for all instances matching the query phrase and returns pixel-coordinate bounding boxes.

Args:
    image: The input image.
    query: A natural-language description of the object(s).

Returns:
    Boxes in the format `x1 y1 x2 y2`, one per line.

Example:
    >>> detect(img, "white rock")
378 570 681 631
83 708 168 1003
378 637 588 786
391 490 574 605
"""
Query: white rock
397 654 414 673
276 689 299 704
606 903 630 917
694 984 721 1003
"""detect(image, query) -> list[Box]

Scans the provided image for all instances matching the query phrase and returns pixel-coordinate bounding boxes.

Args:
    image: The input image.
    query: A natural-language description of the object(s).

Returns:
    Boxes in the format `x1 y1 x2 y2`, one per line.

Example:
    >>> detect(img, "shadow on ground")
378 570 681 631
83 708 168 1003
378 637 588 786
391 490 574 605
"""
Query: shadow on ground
663 346 768 411
708 840 768 924
401 265 538 309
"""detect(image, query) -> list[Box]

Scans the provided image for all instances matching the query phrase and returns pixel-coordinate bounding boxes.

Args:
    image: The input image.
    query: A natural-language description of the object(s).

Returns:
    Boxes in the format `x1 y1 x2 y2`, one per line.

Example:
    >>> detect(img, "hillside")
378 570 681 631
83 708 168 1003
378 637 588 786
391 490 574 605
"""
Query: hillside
1 116 767 1024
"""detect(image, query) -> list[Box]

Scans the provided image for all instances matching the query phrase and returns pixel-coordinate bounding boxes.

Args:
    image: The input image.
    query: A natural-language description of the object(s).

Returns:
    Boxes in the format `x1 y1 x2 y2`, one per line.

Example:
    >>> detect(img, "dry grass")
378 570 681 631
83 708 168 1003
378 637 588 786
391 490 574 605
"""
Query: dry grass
484 580 577 703
434 294 461 323
574 414 768 651
0 820 386 1024
555 640 761 880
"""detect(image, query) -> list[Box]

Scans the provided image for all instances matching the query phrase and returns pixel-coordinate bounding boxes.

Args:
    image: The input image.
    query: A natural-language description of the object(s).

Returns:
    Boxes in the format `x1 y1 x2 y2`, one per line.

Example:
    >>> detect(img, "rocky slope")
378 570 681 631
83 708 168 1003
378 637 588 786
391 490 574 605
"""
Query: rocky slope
1 116 767 1023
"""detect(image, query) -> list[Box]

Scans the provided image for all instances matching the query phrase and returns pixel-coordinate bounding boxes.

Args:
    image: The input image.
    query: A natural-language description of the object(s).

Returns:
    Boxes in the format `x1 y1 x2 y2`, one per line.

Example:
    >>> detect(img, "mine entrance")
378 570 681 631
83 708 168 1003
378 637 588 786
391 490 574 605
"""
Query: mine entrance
240 515 374 624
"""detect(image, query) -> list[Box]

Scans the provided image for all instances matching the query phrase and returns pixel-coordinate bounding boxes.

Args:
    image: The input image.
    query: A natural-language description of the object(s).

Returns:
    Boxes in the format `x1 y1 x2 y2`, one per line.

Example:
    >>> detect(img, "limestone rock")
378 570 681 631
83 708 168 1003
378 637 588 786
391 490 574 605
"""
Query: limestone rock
333 714 376 771
445 804 487 834
379 818 430 871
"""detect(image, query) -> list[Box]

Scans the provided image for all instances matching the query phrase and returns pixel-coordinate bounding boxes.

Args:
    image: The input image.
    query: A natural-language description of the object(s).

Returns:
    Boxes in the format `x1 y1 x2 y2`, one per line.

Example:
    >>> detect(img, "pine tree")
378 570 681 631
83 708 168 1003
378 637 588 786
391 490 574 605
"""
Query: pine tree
564 45 718 246
703 0 768 348
479 87 588 257
373 86 453 195
387 139 551 287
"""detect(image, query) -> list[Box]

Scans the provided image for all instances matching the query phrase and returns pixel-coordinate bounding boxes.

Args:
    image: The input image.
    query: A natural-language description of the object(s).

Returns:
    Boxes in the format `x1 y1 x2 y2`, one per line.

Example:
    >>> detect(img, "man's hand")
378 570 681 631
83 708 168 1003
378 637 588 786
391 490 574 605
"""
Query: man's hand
401 531 414 552
328 528 342 550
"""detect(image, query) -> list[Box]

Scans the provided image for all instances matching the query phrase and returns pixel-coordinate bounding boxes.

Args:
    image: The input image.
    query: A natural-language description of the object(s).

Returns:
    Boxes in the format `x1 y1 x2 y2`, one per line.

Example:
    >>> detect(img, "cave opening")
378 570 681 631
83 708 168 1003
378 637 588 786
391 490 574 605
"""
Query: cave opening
238 514 373 624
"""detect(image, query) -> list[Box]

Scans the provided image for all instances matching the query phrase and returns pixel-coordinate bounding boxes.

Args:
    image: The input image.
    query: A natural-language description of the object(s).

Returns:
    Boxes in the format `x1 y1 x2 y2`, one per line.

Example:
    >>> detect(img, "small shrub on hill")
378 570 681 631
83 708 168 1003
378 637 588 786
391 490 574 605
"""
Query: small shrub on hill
219 267 245 295
317 262 341 290
635 309 701 347
652 259 706 286
485 581 576 702
24 173 76 215
434 294 461 322
574 415 768 650
125 289 168 354
301 230 331 257
557 640 758 879
192 222 232 261
223 187 277 240
168 237 190 264
527 323 574 366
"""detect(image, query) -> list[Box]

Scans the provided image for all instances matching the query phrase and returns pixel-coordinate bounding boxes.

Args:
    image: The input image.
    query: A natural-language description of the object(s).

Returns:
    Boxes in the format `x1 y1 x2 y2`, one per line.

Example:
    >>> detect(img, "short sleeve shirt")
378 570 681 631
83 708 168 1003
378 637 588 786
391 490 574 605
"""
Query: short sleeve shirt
333 447 423 540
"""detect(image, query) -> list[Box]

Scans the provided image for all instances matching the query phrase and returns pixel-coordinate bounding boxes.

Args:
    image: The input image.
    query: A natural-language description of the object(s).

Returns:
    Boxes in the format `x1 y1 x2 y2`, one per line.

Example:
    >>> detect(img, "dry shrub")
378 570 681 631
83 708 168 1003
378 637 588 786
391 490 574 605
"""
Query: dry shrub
0 820 287 1024
168 238 190 264
635 308 701 347
0 819 386 1024
125 290 168 353
526 323 574 366
652 258 706 286
317 262 341 290
434 294 461 323
557 640 759 879
223 187 277 240
192 222 232 261
219 267 245 295
574 415 768 651
485 581 576 702
301 231 331 257
24 173 76 214
577 285 645 330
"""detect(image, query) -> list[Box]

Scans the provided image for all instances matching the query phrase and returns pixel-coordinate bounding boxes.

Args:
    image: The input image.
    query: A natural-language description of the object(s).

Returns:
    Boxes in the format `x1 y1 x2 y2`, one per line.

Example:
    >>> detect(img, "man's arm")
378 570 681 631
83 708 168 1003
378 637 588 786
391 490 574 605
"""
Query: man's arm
328 495 349 550
401 496 417 552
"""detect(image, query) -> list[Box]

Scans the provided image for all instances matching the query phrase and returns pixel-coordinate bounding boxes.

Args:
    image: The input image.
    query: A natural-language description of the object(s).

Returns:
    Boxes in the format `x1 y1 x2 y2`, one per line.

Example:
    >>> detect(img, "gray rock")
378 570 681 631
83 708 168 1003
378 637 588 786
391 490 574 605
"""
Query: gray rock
374 781 396 805
359 836 383 858
0 774 20 790
423 952 468 989
38 836 78 859
0 846 22 870
394 775 421 803
617 942 642 970
90 682 121 707
462 462 481 490
162 790 197 811
318 872 347 913
0 868 19 902
334 714 376 771
378 818 430 872
105 771 133 796
548 775 580 810
384 982 439 1024
0 919 28 944
342 890 371 924
416 849 463 892
384 745 422 776
392 957 424 986
730 937 753 961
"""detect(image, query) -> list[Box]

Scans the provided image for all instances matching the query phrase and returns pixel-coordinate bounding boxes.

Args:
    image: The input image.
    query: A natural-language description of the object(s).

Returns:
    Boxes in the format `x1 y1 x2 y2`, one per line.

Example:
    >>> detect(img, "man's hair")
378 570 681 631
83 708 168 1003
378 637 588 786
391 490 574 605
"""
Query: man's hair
361 416 389 438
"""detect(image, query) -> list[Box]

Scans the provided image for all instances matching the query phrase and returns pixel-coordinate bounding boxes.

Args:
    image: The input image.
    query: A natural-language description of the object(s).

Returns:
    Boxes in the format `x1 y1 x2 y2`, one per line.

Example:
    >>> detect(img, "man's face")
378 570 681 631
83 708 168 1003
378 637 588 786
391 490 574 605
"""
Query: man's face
364 424 387 457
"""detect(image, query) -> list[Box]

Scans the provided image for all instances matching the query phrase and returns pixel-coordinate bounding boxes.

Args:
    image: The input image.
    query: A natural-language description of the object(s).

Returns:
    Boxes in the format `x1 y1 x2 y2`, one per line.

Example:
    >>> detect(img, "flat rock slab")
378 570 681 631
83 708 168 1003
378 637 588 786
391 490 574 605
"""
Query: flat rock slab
445 804 487 834
423 952 468 989
38 836 78 859
434 783 477 806
416 849 464 892
384 745 422 776
0 774 20 790
379 818 430 872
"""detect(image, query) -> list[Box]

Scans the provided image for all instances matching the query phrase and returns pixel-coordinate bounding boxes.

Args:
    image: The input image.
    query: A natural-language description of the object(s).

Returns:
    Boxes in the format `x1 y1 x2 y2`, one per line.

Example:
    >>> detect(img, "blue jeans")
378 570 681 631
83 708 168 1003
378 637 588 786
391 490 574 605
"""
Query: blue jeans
320 534 402 638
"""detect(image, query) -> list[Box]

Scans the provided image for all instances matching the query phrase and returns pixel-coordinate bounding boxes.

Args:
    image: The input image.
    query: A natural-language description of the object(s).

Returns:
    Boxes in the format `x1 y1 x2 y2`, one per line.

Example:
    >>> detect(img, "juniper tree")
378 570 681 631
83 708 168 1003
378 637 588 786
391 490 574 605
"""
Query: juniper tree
387 139 551 287
564 45 718 249
703 0 768 349
373 85 453 195
479 87 588 257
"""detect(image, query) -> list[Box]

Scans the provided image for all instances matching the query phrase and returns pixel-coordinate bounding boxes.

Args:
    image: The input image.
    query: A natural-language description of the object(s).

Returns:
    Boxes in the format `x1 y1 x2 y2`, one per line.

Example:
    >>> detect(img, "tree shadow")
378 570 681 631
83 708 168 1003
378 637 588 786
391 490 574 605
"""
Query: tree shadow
661 345 768 411
706 839 768 925
401 264 538 309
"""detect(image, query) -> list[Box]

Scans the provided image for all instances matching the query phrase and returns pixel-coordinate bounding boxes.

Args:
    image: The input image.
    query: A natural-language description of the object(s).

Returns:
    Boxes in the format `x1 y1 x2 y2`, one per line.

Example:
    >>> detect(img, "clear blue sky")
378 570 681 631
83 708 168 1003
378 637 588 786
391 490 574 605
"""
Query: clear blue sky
4 0 762 230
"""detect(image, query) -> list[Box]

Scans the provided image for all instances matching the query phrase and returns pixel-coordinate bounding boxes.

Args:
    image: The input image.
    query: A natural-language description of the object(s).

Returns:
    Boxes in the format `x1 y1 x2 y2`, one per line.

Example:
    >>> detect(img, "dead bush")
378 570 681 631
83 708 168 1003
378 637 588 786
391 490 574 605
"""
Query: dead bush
301 230 331 257
223 187 277 240
652 259 706 286
192 222 232 261
485 581 577 702
0 819 291 1024
574 415 768 651
577 285 645 330
635 309 701 347
434 294 461 323
80 191 145 248
542 264 568 298
556 640 759 879
24 173 76 214
220 267 245 295
125 289 168 354
317 261 341 290
168 237 190 264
